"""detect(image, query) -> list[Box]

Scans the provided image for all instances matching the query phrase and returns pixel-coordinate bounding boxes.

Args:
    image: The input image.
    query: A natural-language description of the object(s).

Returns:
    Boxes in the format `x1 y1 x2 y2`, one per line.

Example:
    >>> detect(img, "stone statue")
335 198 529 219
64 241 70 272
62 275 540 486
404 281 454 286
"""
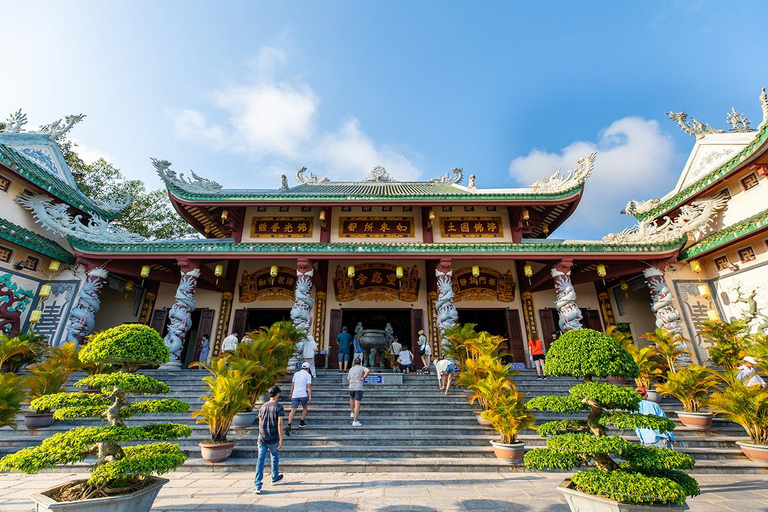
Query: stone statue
280 174 289 190
529 153 595 194
643 267 682 333
732 285 768 333
435 261 459 354
552 263 583 332
64 266 108 346
368 348 378 367
384 323 394 345
355 322 364 342
467 174 476 191
290 261 315 353
430 167 463 185
164 267 201 368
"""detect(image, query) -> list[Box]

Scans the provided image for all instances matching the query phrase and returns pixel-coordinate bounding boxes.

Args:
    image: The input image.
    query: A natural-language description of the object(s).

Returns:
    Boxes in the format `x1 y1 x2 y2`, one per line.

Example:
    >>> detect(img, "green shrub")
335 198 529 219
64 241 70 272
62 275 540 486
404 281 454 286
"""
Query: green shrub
0 322 189 501
191 357 253 444
0 332 48 373
0 373 25 428
655 364 720 413
24 360 71 412
709 375 768 445
524 328 698 505
700 319 749 370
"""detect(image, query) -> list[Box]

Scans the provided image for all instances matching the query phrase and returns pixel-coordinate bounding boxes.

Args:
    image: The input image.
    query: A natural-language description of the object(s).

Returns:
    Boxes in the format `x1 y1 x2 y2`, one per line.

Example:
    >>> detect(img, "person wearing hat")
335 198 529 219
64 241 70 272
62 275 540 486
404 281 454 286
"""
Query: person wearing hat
253 385 285 494
336 326 353 373
635 387 675 448
347 357 370 426
417 329 431 373
285 362 312 435
737 356 766 388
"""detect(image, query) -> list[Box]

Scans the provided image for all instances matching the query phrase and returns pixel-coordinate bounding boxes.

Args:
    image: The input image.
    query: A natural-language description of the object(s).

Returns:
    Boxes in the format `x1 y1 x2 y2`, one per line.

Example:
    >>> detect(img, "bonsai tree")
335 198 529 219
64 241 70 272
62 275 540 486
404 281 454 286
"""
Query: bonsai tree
708 373 768 446
524 328 700 506
655 364 720 413
0 332 47 373
0 323 191 502
0 373 25 428
700 319 749 370
644 329 692 374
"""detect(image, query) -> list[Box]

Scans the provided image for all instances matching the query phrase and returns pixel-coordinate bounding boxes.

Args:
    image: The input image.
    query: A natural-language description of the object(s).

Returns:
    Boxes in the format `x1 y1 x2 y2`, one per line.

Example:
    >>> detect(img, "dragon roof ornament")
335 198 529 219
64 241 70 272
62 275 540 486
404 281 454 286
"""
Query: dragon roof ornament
668 88 768 138
363 165 396 182
295 166 329 185
16 192 144 244
621 198 661 216
152 158 222 195
529 153 596 194
1 110 86 140
603 195 728 245
430 167 463 185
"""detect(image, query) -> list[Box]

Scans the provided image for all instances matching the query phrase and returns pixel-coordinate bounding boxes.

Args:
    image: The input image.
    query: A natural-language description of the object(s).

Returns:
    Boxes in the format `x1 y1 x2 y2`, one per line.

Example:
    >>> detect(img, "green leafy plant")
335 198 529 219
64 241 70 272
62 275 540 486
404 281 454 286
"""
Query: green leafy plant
747 332 768 370
0 373 26 428
643 329 692 373
0 323 190 502
700 319 749 370
0 332 48 373
708 373 768 445
80 324 170 372
524 328 699 506
625 345 664 389
606 325 635 351
441 323 479 366
655 364 720 413
482 382 535 444
24 360 71 413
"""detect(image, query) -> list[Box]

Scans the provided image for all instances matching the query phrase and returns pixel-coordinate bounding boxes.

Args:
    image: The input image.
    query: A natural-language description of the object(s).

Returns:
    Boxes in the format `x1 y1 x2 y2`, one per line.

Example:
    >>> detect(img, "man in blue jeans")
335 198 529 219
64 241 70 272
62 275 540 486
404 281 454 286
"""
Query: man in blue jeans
254 385 285 494
336 326 352 373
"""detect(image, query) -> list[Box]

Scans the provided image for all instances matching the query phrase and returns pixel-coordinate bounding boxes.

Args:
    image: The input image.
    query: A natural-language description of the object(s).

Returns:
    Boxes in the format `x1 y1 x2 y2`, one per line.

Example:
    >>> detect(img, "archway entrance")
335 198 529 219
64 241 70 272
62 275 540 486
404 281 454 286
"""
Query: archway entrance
245 308 292 333
456 308 527 365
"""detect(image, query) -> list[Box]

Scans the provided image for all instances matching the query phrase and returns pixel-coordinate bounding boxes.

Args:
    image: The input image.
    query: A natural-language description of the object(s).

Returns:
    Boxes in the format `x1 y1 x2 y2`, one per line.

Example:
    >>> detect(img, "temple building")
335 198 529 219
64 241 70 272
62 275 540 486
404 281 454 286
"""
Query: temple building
1 90 766 368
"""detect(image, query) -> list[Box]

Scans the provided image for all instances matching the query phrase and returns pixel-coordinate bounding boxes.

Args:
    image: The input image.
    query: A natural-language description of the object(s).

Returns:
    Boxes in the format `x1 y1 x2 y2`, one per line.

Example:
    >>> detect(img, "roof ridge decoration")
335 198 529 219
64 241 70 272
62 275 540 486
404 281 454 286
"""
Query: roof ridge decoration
16 191 144 244
152 158 222 194
429 167 463 185
759 88 768 132
1 109 86 140
602 195 728 245
667 90 768 138
529 153 596 194
621 198 661 216
363 165 396 182
295 166 329 185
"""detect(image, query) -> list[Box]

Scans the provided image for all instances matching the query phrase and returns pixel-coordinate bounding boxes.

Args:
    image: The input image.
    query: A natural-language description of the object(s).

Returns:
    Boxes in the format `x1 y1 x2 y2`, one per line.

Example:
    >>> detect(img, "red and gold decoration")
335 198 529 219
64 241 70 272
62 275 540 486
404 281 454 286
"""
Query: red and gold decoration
250 217 314 238
440 217 503 238
520 291 538 341
138 292 157 325
597 291 616 328
427 291 440 357
451 266 515 302
338 217 414 238
313 291 327 349
213 292 234 357
333 263 420 302
239 266 298 302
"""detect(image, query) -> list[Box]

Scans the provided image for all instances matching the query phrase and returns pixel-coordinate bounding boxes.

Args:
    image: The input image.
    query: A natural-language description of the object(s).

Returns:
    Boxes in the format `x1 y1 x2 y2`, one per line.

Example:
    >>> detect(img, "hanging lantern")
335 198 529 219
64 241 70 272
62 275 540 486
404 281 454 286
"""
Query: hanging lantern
471 265 480 278
347 265 355 278
39 284 51 298
697 283 710 298
596 264 607 278
620 279 629 291
690 260 702 273
124 280 134 292
220 209 229 223
29 310 42 324
523 264 533 277
396 266 404 279
48 260 61 272
707 309 720 322
541 223 549 235
214 264 224 277
521 208 530 221
428 209 436 221
270 265 279 278
141 265 151 278
319 210 326 221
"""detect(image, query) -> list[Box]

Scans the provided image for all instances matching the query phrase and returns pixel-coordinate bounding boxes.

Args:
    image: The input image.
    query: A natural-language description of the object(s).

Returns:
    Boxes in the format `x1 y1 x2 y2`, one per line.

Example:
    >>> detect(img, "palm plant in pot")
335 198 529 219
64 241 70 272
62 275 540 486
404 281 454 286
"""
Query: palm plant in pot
483 381 535 462
627 345 664 403
655 364 720 429
23 357 71 428
643 329 692 374
467 354 515 427
0 331 47 373
708 373 768 462
0 373 26 428
524 328 699 511
0 323 191 512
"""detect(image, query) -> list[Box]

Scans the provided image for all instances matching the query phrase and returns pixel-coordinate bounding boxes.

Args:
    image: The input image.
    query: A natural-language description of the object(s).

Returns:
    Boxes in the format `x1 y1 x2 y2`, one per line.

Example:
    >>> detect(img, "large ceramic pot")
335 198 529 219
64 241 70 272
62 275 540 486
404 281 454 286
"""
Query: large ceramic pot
199 441 237 463
558 479 689 512
31 476 168 512
490 441 525 463
676 411 713 429
24 413 55 429
736 441 768 462
606 376 627 385
645 390 660 403
473 410 491 427
232 411 258 428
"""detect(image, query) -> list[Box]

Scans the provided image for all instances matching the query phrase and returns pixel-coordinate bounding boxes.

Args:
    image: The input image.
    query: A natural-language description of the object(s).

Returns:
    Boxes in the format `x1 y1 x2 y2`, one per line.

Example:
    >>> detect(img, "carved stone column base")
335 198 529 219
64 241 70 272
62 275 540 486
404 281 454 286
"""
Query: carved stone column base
157 361 182 371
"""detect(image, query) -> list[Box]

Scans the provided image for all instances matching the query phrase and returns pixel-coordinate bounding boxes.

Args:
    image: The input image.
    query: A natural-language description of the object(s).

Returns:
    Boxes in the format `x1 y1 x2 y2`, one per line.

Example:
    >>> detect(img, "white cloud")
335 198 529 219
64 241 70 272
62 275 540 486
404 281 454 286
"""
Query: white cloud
169 109 228 151
68 138 112 164
509 117 677 239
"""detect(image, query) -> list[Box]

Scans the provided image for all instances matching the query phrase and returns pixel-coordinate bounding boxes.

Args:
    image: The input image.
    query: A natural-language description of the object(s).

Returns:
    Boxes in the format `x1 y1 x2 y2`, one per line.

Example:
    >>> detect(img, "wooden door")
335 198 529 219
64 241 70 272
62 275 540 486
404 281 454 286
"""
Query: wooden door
505 309 526 364
149 309 168 336
328 310 343 369
232 309 248 338
191 309 215 364
538 309 557 350
584 309 603 332
410 309 424 369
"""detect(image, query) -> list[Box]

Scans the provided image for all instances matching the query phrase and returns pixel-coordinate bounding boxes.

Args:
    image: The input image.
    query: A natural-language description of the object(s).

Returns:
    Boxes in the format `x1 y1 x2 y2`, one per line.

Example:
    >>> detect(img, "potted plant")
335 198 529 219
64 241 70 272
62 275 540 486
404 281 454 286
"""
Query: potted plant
700 319 749 371
466 353 516 426
643 329 692 374
0 323 191 512
708 374 768 462
655 364 720 429
0 332 48 373
525 328 699 511
0 373 26 428
484 384 535 462
627 345 664 402
23 359 70 428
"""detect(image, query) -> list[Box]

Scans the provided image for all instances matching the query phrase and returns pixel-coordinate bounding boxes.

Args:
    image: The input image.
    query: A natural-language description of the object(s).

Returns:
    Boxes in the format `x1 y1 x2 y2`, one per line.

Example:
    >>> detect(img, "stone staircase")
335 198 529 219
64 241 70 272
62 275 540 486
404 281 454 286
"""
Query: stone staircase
1 369 766 474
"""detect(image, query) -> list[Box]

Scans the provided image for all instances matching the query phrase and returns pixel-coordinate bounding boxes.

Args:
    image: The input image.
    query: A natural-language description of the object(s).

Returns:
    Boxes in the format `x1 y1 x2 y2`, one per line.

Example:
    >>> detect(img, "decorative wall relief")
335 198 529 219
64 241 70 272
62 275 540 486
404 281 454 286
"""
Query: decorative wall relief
674 280 720 364
452 267 515 302
338 217 414 238
333 264 420 302
439 217 503 238
597 291 617 328
250 217 314 238
520 291 539 341
0 273 34 335
138 292 157 325
427 291 439 357
313 291 327 352
213 292 233 358
28 281 78 346
239 267 297 302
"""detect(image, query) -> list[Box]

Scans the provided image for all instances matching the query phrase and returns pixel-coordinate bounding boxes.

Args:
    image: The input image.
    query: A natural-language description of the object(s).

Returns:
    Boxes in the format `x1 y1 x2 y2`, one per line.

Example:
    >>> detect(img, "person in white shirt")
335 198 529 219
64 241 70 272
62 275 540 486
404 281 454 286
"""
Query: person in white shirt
435 358 459 396
285 362 312 435
398 345 415 374
736 356 767 388
390 336 403 372
302 334 318 378
221 331 240 352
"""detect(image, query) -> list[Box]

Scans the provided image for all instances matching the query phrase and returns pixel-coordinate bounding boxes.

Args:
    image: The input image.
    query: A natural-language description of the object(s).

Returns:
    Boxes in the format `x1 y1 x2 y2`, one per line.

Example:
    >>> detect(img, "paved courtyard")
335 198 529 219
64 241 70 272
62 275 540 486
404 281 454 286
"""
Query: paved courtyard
1 471 767 511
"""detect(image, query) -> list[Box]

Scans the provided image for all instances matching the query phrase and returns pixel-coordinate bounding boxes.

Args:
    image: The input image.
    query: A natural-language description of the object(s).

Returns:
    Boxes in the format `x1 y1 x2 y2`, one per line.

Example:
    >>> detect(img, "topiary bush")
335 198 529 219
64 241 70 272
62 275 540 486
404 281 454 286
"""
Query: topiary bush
0 323 191 502
525 328 699 506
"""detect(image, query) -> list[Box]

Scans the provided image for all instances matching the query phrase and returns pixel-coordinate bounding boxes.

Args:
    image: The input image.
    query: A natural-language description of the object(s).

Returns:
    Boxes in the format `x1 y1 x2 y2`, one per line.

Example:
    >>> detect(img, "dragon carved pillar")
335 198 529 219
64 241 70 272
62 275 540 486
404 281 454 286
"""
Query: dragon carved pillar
435 259 459 356
551 260 583 332
291 259 315 350
64 259 108 346
643 266 683 334
161 260 201 370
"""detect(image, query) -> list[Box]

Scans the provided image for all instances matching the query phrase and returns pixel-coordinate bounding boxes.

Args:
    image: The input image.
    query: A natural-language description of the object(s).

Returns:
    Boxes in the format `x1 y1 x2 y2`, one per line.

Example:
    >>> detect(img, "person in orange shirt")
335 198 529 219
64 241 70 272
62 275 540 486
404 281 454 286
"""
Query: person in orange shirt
528 337 546 380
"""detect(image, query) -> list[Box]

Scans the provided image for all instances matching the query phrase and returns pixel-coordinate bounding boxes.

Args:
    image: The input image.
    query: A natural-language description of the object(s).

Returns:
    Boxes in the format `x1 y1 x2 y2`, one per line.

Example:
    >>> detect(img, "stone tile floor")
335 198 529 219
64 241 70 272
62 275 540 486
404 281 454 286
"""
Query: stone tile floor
1 471 767 511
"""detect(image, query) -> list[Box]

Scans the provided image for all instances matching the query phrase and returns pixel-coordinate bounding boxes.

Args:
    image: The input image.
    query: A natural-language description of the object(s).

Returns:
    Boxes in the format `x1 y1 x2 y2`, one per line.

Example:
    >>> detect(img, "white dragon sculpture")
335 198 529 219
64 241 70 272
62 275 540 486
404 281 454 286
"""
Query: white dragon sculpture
529 153 596 194
152 158 222 195
295 166 329 185
164 268 201 367
430 167 463 185
621 198 661 216
1 110 85 139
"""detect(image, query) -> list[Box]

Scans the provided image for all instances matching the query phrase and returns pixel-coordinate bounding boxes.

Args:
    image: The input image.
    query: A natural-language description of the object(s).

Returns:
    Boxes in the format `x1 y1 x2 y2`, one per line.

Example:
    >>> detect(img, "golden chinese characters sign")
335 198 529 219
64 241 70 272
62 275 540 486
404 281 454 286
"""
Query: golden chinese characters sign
240 267 297 302
439 217 503 238
452 267 515 302
250 217 313 238
333 264 420 302
339 217 414 238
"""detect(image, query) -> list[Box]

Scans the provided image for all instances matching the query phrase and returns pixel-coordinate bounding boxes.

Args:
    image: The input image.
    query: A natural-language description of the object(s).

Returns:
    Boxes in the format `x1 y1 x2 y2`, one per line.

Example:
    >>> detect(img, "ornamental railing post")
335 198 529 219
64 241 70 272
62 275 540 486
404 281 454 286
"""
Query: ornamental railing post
551 260 583 332
161 260 201 370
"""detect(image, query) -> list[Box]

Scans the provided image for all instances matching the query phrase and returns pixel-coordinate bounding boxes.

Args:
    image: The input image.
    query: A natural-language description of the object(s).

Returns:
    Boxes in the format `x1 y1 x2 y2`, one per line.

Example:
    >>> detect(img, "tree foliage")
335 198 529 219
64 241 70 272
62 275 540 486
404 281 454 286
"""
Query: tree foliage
655 364 720 413
80 324 169 371
544 329 639 380
700 319 750 370
0 373 25 429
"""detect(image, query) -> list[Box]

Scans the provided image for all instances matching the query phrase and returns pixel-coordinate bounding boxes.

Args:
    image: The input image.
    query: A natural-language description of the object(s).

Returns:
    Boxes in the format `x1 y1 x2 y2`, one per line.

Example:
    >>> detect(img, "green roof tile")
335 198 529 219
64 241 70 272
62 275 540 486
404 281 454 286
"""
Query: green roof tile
679 207 768 260
0 218 74 263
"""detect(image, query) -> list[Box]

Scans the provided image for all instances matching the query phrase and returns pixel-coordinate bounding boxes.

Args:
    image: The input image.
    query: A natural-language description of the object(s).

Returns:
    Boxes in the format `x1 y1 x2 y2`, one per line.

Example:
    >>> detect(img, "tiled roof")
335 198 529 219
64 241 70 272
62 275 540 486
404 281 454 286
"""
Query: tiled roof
0 144 121 220
679 207 768 260
636 123 768 221
0 218 74 263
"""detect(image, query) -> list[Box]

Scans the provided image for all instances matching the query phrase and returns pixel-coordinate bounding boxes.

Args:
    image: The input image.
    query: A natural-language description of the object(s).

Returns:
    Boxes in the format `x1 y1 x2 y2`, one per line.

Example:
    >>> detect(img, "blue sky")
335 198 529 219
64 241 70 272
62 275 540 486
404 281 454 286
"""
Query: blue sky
2 1 767 239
